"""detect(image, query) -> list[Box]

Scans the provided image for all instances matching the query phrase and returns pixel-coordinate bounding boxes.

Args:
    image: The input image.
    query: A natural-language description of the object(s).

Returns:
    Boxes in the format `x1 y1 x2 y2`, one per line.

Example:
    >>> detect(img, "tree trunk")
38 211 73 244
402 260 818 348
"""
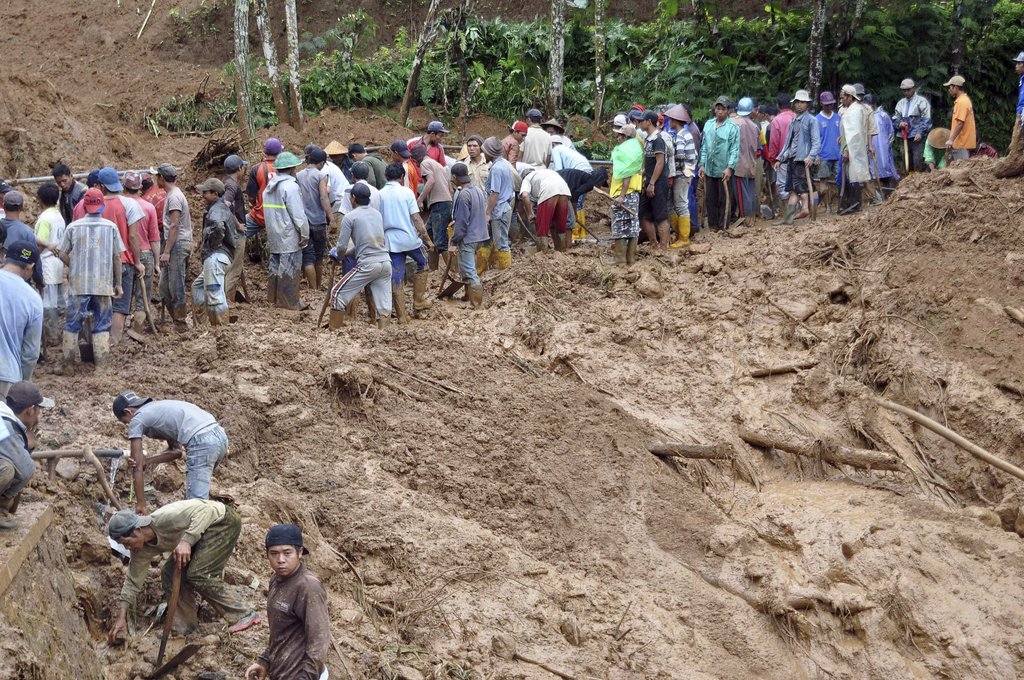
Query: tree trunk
454 0 473 130
593 0 606 124
254 0 288 124
547 0 566 117
808 0 827 104
284 0 304 131
234 0 255 138
399 0 442 127
950 0 965 75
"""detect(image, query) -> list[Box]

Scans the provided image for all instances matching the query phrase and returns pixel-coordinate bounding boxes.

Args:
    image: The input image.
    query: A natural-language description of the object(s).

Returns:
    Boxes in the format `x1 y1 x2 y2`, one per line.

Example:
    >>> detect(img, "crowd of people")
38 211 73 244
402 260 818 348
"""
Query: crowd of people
0 54 1021 678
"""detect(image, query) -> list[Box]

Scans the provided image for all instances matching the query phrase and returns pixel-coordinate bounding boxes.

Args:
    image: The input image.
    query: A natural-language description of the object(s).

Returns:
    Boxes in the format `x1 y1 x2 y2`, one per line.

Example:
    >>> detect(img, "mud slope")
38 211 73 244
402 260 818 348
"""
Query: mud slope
22 157 1024 679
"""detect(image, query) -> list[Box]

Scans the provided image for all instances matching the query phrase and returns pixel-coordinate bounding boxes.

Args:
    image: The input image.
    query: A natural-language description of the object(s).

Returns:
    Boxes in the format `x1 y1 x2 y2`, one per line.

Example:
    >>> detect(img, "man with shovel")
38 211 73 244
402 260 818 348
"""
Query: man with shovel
106 499 260 643
113 391 229 513
245 524 330 680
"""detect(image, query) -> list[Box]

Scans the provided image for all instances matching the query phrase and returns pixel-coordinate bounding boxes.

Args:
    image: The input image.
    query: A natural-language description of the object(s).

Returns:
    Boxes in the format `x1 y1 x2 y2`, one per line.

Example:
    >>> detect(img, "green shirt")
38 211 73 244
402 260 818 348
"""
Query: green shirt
119 499 226 607
923 142 948 170
700 118 740 179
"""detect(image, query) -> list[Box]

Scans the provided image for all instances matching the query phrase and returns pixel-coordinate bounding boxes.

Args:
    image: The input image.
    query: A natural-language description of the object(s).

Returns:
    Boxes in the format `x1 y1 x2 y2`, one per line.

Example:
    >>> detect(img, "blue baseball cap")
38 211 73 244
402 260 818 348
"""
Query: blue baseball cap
98 167 123 192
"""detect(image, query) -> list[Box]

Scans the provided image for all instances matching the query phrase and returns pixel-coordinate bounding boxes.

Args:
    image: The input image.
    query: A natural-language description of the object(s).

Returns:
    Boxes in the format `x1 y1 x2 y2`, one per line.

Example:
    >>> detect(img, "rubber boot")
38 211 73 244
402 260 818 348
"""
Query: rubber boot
267 275 279 305
626 237 638 265
346 296 359 322
476 247 491 276
209 309 230 326
552 233 566 252
376 315 391 329
671 216 691 248
466 283 484 308
428 249 440 272
494 250 512 270
412 270 433 315
536 236 552 252
572 209 587 240
92 332 111 368
277 272 307 310
778 203 798 225
392 282 410 324
611 239 627 264
329 308 346 330
62 331 78 366
365 290 377 324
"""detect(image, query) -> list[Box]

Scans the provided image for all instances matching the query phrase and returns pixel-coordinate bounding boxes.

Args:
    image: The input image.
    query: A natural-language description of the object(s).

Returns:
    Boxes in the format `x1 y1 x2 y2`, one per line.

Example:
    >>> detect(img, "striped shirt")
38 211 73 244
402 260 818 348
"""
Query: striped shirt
673 127 697 175
59 214 126 296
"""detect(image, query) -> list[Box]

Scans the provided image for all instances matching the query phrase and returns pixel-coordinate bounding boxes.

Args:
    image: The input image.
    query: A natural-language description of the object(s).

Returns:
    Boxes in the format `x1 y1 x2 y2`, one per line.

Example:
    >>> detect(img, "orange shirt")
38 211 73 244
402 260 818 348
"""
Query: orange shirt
951 93 976 149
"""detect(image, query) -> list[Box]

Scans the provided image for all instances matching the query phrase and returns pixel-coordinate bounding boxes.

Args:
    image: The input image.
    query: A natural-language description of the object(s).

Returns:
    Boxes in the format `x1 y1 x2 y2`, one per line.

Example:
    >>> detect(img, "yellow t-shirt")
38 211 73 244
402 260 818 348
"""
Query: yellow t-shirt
951 93 976 149
610 172 642 197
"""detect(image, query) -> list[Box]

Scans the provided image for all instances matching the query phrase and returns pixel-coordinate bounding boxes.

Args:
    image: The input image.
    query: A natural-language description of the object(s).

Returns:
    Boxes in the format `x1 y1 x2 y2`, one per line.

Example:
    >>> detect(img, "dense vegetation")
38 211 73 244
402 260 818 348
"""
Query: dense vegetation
154 1 1024 150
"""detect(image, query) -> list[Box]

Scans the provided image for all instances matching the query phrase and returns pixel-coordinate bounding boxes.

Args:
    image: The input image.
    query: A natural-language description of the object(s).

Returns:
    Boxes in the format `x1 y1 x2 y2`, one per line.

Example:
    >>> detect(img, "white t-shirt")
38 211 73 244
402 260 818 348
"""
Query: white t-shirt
521 168 571 204
339 180 381 215
323 160 350 213
34 207 66 285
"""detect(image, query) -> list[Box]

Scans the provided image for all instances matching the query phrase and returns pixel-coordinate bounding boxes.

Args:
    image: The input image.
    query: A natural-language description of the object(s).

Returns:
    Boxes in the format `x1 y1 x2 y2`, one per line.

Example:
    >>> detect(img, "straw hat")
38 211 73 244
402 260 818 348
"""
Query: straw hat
927 127 950 149
324 140 349 155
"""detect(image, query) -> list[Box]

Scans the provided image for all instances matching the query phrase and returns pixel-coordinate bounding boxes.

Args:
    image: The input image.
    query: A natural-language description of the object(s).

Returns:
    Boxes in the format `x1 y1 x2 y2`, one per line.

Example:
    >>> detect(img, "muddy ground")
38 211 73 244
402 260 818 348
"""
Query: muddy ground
5 156 1021 680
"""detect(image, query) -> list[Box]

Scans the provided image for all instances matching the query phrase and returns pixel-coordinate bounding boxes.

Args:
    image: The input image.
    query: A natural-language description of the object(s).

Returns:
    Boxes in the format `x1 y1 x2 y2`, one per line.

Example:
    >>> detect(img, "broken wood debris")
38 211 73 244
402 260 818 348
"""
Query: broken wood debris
738 426 904 471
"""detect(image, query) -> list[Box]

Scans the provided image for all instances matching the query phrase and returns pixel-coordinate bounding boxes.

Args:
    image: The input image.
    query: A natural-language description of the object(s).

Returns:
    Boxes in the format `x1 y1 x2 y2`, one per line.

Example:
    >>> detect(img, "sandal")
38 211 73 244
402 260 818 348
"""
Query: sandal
229 611 264 634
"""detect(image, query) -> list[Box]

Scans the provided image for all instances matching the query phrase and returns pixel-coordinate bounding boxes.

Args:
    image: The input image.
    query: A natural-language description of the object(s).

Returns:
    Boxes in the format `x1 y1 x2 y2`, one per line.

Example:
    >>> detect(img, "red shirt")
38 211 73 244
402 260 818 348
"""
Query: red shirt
767 109 795 165
142 185 167 231
103 196 137 266
409 136 446 167
131 196 160 251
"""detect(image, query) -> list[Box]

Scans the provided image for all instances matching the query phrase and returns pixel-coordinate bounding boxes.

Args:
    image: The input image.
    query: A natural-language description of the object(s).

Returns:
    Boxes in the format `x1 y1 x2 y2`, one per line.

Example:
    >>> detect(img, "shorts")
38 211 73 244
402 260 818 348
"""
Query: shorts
784 159 810 194
816 159 839 180
638 182 670 222
191 252 231 314
112 263 136 315
66 295 113 334
310 225 328 263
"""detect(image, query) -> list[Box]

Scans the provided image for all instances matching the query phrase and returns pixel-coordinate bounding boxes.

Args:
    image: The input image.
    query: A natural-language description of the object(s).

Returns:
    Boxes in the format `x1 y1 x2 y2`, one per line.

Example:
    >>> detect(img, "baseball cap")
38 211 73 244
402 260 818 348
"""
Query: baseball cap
617 124 637 139
108 508 153 540
390 140 411 159
348 143 366 155
0 180 11 196
86 170 101 188
853 83 866 97
450 162 471 184
2 190 25 209
265 523 310 555
627 108 644 122
6 382 54 410
525 108 543 121
899 78 916 90
154 163 178 179
306 146 328 164
196 177 225 194
943 75 966 87
83 187 105 214
112 390 153 419
1014 51 1024 63
819 91 836 105
122 171 142 191
714 95 732 108
350 182 372 205
264 138 284 155
427 120 449 134
224 154 246 172
4 240 40 267
840 84 858 98
509 120 529 134
98 167 123 192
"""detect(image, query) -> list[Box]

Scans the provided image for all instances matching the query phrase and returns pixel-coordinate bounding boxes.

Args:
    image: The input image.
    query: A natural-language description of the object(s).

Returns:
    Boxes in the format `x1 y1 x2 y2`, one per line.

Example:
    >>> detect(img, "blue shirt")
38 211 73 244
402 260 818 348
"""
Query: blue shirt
486 157 514 219
1017 74 1024 119
816 111 842 161
550 146 593 172
0 269 42 384
378 181 422 253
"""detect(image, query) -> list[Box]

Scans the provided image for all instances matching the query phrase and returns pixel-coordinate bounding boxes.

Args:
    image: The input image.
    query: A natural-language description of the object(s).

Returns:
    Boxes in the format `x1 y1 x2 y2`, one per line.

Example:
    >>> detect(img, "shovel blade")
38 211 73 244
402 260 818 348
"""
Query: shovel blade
144 643 200 679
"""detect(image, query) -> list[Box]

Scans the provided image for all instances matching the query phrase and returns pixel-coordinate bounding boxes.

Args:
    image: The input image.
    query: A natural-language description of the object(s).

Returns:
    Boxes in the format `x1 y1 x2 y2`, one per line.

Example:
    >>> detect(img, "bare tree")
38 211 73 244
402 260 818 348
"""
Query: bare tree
808 0 827 103
593 0 606 124
950 0 965 74
234 0 255 138
254 0 289 124
399 0 443 127
284 0 304 130
548 0 566 117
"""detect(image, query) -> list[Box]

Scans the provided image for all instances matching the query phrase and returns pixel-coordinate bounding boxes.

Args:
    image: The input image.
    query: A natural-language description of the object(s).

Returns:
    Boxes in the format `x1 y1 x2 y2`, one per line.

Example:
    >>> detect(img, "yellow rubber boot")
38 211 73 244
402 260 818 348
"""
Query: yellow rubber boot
476 246 491 276
572 209 587 240
670 215 690 249
494 250 512 270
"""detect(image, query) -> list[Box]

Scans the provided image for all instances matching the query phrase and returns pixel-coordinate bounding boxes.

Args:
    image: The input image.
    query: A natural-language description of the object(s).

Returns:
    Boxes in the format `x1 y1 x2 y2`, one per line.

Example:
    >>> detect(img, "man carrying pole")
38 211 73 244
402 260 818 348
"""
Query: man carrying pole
775 90 820 225
891 78 932 174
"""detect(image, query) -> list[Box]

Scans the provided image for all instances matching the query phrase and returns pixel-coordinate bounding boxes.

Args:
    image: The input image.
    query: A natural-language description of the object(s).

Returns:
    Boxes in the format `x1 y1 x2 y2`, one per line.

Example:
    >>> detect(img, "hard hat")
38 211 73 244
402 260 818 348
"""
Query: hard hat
737 97 755 116
1013 51 1024 63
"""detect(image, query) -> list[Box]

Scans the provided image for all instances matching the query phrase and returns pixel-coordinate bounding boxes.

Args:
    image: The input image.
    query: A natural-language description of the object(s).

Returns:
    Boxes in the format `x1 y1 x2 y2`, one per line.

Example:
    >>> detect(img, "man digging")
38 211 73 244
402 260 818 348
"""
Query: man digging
106 499 261 642
245 524 330 680
113 391 229 513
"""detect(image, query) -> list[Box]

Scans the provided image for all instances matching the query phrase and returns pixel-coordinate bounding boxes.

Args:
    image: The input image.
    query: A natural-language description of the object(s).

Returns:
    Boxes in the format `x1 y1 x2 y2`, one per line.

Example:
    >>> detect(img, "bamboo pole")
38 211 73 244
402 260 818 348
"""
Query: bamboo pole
750 359 818 378
873 397 1024 483
649 443 733 460
738 426 904 471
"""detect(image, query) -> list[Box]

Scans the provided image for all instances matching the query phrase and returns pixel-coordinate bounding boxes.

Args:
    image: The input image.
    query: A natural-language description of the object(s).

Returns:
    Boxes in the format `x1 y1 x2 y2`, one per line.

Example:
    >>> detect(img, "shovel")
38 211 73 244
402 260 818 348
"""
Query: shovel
317 259 339 328
155 564 184 668
78 314 95 364
804 163 817 222
902 127 911 173
144 643 200 679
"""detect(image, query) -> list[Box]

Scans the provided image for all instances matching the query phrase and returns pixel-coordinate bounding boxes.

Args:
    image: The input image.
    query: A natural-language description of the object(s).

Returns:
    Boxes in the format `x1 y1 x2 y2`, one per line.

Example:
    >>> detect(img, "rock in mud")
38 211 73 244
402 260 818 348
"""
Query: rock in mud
55 458 80 481
994 492 1020 531
633 271 664 299
962 506 1001 528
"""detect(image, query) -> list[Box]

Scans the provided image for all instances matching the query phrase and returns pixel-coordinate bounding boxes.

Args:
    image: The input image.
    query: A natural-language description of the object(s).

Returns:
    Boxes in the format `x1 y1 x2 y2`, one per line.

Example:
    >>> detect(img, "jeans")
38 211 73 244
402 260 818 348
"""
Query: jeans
191 252 231 314
184 425 228 500
672 174 690 216
458 240 488 285
66 295 113 333
135 249 156 309
160 240 191 309
426 201 453 252
489 208 513 252
389 248 426 285
776 160 789 200
244 214 263 238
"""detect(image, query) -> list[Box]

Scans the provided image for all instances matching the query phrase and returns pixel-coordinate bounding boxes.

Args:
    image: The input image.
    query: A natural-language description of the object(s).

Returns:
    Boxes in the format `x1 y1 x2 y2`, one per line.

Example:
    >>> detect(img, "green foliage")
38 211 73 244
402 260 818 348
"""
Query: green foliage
150 91 236 132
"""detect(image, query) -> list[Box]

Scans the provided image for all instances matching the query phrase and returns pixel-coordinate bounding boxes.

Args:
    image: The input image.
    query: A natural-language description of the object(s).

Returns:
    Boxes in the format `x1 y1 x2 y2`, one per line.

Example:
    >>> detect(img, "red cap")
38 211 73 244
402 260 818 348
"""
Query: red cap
83 187 105 215
630 104 645 112
511 121 529 134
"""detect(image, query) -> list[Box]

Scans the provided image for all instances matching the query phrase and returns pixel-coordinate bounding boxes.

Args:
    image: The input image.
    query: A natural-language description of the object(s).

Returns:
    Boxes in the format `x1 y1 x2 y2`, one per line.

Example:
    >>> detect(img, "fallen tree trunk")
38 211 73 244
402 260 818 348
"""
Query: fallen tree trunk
750 360 818 378
873 397 1024 483
1004 306 1024 326
738 426 904 471
649 443 733 460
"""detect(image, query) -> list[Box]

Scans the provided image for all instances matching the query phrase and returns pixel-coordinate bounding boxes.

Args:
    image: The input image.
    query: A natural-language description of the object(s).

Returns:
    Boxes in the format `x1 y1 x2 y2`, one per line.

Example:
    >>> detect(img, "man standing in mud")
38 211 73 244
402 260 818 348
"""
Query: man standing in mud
245 524 330 680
